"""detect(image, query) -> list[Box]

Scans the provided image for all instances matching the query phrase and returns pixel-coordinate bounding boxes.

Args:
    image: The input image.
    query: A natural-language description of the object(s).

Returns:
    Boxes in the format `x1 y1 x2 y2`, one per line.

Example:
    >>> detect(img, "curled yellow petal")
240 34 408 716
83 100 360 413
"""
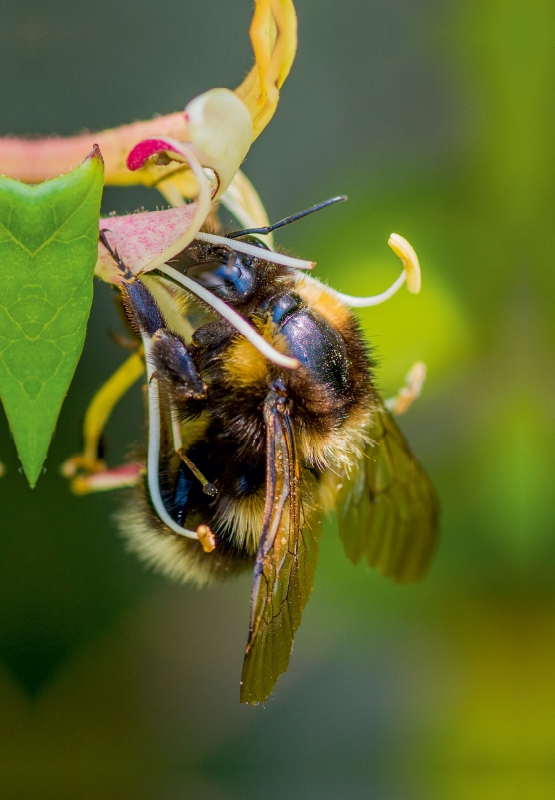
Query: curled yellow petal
235 0 298 139
249 0 274 108
388 233 422 294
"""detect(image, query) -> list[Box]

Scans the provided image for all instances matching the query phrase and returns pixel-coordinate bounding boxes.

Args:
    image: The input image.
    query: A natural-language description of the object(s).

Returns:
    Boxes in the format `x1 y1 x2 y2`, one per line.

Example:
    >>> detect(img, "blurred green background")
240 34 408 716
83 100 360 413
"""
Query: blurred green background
1 0 554 797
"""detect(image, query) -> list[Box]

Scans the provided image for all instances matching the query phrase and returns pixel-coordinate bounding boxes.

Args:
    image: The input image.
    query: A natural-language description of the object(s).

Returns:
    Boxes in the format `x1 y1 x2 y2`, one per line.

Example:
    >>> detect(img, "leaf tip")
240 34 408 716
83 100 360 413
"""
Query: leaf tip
22 462 41 489
85 143 104 166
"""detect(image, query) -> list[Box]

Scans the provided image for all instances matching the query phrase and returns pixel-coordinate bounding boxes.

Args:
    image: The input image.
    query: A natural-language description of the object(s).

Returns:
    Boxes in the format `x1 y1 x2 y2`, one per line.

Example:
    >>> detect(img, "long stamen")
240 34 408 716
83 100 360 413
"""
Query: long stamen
194 232 314 270
330 271 407 307
156 264 300 370
169 402 183 451
142 335 215 551
303 232 421 307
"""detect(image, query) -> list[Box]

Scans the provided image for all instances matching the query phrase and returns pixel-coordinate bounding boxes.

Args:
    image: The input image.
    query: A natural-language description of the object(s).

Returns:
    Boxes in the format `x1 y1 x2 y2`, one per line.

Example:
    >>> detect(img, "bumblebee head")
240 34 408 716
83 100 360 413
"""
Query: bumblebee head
169 197 347 308
183 236 271 305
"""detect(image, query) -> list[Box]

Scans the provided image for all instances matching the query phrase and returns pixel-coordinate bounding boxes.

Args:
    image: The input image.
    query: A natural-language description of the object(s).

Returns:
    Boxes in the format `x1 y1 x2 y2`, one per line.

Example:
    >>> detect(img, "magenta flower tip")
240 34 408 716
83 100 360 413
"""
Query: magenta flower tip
126 138 183 171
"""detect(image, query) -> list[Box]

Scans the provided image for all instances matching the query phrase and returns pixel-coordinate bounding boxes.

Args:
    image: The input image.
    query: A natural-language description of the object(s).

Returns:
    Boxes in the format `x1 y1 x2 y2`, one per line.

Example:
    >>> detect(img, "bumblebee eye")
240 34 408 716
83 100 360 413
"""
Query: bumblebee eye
186 260 241 290
182 241 260 303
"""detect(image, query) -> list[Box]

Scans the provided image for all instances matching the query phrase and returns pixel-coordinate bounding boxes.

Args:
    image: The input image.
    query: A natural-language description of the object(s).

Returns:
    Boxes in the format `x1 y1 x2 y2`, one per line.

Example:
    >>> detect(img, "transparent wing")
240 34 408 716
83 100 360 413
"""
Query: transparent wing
240 391 319 705
337 397 439 584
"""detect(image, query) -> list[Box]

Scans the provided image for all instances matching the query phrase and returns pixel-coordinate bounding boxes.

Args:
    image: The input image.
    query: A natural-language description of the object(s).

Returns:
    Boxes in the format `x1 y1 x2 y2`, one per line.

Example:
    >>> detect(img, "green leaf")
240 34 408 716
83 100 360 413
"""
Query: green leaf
0 147 104 486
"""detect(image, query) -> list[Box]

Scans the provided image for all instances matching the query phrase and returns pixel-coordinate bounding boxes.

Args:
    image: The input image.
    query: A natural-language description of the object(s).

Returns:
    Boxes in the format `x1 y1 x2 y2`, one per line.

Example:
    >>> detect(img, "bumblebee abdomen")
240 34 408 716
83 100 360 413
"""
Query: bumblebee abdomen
119 434 266 586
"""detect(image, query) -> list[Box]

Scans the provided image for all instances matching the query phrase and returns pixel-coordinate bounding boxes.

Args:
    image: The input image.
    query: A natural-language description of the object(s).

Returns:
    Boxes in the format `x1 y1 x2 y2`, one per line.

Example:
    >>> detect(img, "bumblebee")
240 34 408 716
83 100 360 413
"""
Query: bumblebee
64 198 438 705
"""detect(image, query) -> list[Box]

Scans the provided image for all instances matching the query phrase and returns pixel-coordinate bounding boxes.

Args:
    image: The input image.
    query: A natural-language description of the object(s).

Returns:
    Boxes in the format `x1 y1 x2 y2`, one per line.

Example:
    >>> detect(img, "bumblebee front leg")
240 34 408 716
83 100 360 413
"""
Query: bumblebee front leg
109 236 206 404
149 329 206 403
125 280 207 405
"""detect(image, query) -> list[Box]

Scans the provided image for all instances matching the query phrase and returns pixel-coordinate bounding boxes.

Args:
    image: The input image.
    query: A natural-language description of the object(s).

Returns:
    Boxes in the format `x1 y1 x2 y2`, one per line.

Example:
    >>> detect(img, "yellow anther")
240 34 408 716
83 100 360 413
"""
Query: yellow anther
388 233 421 294
386 362 427 416
197 524 216 553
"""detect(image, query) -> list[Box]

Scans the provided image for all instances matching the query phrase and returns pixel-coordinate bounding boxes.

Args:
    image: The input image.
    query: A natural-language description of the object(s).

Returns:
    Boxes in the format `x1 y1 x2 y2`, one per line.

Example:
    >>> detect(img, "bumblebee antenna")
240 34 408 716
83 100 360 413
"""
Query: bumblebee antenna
227 195 348 239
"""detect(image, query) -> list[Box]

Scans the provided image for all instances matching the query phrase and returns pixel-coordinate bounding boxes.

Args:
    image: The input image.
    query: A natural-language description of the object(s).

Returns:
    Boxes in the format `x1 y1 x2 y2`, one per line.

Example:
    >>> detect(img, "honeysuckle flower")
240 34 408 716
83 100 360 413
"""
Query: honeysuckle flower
95 125 314 286
0 0 297 191
0 0 299 367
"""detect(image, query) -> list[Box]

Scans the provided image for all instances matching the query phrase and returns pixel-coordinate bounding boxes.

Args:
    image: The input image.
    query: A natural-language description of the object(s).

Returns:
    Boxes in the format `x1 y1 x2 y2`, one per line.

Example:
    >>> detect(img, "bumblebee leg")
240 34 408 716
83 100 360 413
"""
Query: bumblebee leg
101 231 205 401
150 329 206 402
121 275 205 401
100 229 166 337
61 351 145 490
141 334 216 551
385 362 427 416
122 276 168 337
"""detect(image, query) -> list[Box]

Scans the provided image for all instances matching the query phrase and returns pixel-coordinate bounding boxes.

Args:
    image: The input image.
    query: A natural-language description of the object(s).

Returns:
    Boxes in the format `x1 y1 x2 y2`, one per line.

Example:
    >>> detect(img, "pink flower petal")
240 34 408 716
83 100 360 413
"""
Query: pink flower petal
96 203 199 283
126 138 185 171
72 462 144 494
